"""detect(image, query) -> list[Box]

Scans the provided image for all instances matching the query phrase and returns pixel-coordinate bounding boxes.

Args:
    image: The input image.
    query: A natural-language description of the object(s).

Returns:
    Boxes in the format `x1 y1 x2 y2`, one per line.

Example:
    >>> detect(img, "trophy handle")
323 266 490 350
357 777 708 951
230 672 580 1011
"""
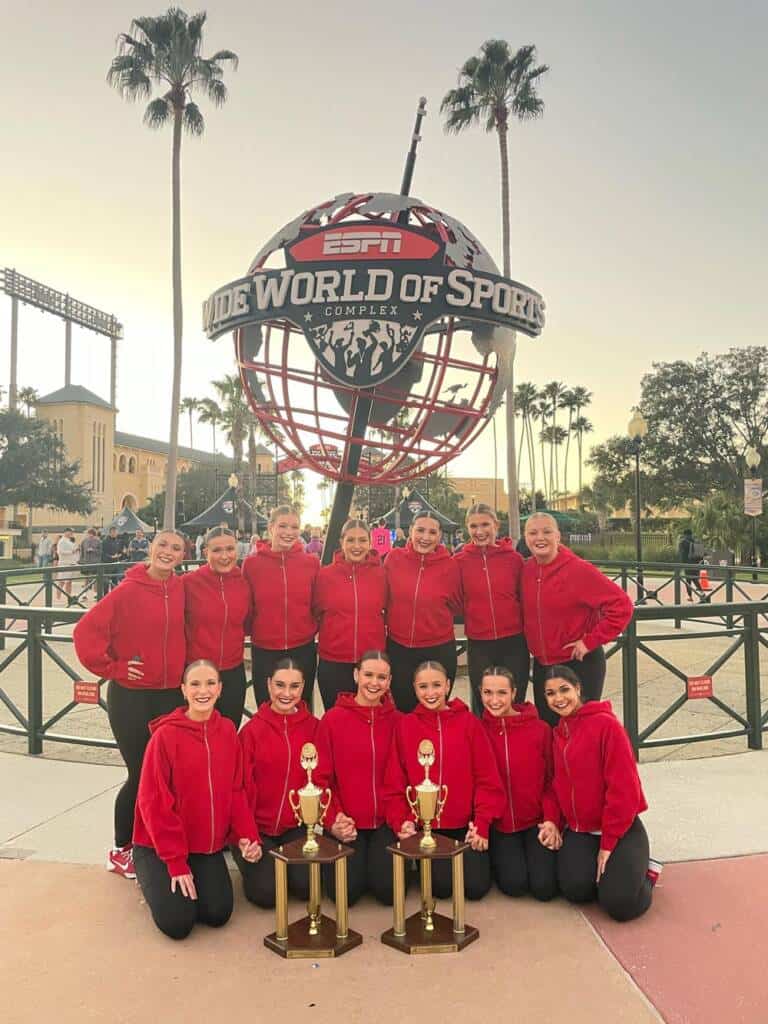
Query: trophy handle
288 789 301 826
405 786 419 821
435 784 448 826
318 788 332 827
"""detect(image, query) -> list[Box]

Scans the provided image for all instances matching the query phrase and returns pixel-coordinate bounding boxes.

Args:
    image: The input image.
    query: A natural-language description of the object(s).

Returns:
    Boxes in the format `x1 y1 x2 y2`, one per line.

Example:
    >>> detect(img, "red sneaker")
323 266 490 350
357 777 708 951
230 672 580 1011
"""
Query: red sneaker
107 845 136 879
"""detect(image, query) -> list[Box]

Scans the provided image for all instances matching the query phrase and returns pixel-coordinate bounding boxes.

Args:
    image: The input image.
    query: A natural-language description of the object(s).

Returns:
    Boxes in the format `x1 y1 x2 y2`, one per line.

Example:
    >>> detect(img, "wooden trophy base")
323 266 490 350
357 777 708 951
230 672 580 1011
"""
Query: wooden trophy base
381 910 479 955
264 914 363 959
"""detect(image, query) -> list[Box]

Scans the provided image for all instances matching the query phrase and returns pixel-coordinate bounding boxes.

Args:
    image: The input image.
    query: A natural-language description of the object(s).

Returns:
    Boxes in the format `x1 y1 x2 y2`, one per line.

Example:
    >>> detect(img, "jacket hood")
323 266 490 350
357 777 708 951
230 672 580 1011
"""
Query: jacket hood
457 537 516 560
148 706 226 736
334 691 396 719
570 699 614 719
403 541 451 564
256 699 313 732
482 702 540 728
331 548 381 568
123 563 177 589
256 539 306 560
532 545 577 577
412 696 470 720
194 562 244 583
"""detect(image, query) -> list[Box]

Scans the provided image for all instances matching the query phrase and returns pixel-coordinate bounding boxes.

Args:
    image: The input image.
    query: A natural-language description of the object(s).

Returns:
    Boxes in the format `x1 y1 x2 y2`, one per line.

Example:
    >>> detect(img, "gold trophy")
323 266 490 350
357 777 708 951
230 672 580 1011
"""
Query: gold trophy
288 742 331 856
406 739 448 850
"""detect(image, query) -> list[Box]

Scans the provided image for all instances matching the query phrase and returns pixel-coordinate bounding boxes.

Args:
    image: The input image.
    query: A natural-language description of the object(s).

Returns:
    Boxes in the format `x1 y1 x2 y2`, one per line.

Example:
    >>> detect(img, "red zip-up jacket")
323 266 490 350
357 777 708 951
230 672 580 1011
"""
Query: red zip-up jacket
521 546 634 664
239 701 321 836
73 563 185 689
183 564 252 670
243 541 318 650
454 539 524 640
384 543 462 648
133 708 258 877
482 704 559 832
316 693 400 829
313 550 387 663
551 701 647 851
383 698 504 839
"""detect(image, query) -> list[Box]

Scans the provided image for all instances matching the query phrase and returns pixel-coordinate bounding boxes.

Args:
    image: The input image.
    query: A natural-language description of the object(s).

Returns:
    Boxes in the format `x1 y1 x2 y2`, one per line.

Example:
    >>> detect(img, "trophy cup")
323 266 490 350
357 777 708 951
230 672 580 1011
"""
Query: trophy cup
264 742 362 959
381 738 479 955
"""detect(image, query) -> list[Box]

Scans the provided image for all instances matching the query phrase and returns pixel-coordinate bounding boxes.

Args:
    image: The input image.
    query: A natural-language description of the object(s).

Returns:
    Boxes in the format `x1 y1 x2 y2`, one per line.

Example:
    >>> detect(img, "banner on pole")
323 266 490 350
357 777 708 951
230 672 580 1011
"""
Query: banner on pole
744 478 763 517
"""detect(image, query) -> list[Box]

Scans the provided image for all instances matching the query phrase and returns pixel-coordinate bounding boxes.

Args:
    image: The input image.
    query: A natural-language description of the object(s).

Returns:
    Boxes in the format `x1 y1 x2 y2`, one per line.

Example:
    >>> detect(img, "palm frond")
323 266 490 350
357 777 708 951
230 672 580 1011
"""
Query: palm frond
183 101 205 136
107 56 152 99
209 48 239 69
143 96 173 129
440 84 482 133
203 77 227 107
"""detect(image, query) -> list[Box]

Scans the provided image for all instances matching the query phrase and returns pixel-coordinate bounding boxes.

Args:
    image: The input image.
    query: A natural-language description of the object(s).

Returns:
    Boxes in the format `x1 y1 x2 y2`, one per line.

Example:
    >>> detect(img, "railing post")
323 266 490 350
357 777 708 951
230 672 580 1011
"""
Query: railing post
673 569 682 629
96 564 105 601
621 615 640 758
27 613 43 755
44 568 54 634
744 609 763 750
725 568 734 630
0 575 5 651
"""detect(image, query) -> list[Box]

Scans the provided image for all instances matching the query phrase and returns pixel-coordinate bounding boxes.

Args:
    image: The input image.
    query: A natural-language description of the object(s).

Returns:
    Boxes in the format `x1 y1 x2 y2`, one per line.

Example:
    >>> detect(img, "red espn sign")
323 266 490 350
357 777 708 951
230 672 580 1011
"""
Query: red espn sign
687 675 713 699
74 681 101 704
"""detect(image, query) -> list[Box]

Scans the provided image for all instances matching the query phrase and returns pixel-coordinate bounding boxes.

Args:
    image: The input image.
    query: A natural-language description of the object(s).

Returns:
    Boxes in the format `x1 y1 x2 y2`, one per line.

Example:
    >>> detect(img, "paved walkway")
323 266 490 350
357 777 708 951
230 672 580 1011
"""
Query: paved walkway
2 748 768 1022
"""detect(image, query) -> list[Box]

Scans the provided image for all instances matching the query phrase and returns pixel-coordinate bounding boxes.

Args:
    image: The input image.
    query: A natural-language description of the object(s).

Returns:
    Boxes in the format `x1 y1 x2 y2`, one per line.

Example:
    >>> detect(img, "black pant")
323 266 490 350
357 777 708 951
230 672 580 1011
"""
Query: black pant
322 826 396 906
467 633 530 714
231 827 310 908
251 641 317 708
557 817 653 922
429 827 491 901
217 663 247 730
107 682 185 848
387 638 458 713
490 826 558 901
316 659 356 713
133 845 233 940
532 647 607 727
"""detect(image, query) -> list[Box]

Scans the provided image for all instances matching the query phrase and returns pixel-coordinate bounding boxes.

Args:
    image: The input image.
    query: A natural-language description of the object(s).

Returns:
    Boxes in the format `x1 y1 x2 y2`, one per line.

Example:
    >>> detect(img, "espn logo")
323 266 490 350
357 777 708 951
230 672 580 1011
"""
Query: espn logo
322 231 402 256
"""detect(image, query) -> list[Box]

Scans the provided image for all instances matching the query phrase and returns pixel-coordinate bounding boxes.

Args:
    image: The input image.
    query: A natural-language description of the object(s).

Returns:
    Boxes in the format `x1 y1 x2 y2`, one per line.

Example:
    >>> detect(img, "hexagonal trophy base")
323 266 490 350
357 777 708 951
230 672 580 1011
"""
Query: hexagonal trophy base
381 911 479 955
265 914 363 959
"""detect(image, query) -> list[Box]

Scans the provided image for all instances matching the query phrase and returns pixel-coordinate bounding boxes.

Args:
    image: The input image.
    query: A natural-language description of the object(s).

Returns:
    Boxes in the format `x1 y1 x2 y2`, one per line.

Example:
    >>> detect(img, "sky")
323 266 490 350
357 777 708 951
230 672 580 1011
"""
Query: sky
1 0 766 521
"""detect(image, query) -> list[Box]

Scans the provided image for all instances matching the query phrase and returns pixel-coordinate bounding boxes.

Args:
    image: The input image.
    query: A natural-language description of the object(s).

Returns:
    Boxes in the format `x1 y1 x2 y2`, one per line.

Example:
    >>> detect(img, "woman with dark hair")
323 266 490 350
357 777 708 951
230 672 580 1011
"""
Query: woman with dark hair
183 527 252 728
74 530 188 881
480 666 559 901
384 660 504 900
544 665 661 922
455 502 528 714
233 658 320 907
384 513 462 712
132 660 261 940
242 505 319 706
522 513 634 726
313 519 387 711
316 650 399 905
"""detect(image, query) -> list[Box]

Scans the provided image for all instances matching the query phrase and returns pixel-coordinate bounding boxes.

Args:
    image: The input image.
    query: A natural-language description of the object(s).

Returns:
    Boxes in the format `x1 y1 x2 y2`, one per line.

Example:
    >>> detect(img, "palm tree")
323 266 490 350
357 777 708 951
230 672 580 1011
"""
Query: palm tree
107 9 238 528
514 381 539 507
18 386 39 417
573 416 594 507
541 381 566 499
179 396 200 448
441 40 548 539
197 397 222 455
213 375 248 471
560 389 577 499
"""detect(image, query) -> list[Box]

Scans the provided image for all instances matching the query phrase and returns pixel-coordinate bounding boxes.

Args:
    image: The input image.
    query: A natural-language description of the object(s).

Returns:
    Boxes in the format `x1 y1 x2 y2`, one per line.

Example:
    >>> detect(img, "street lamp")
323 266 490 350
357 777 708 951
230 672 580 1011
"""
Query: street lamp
745 446 761 573
628 410 648 603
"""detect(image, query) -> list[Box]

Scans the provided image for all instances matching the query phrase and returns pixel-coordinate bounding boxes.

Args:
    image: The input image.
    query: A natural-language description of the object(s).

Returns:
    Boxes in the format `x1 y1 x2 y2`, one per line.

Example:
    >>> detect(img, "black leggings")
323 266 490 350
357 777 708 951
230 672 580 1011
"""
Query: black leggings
107 682 185 848
532 647 607 727
322 826 396 906
430 827 491 901
251 642 317 708
217 663 247 730
557 817 653 922
467 633 530 714
316 659 356 713
387 638 458 713
490 826 558 901
133 845 233 941
231 827 310 908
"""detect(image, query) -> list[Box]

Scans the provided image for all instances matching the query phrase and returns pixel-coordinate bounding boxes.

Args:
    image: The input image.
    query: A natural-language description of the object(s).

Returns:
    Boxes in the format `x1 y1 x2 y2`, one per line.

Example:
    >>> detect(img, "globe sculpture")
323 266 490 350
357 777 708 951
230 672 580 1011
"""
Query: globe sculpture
203 191 545 486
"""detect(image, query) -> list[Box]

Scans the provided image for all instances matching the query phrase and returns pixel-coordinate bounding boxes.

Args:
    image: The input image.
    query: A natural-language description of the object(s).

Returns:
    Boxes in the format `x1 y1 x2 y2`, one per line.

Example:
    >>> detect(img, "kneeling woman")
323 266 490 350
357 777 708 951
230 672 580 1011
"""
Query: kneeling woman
545 666 660 922
480 667 560 901
384 661 504 900
133 661 262 940
316 650 399 905
235 659 320 907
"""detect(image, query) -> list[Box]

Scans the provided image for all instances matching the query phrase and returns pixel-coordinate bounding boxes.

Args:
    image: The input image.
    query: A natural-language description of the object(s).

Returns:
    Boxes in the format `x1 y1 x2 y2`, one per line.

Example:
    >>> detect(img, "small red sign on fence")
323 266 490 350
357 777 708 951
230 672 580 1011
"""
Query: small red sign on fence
74 681 101 704
687 675 713 699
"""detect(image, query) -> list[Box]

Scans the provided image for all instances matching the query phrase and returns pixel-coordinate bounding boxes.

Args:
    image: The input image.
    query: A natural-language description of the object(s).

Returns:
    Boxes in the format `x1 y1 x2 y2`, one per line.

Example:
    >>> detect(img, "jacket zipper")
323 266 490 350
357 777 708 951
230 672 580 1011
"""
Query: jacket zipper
219 576 228 669
562 721 580 830
502 724 516 830
203 722 215 852
275 717 291 834
536 567 547 663
483 551 498 640
437 714 444 798
370 713 377 826
162 581 169 686
281 554 289 650
352 566 359 663
409 558 425 646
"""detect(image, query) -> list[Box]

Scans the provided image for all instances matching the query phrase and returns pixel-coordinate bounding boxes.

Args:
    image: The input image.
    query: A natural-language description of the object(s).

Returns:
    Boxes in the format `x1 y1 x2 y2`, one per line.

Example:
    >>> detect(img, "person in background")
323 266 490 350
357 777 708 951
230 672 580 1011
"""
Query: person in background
36 532 53 568
102 527 127 591
392 527 407 549
183 533 194 561
128 528 150 563
452 530 466 554
236 532 250 562
56 528 79 604
678 527 703 601
370 520 392 559
305 527 324 557
195 532 205 561
248 533 260 555
301 524 312 545
79 528 103 600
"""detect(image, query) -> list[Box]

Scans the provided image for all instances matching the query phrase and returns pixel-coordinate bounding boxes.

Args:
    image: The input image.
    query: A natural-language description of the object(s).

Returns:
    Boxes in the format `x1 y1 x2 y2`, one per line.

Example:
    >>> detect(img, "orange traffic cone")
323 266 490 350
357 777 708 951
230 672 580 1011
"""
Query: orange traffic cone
699 567 710 590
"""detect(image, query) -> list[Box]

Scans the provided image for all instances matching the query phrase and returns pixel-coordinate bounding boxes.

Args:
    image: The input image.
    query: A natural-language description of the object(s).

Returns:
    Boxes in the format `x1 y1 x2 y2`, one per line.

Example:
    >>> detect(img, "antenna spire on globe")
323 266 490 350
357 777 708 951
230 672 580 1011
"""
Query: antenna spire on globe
203 98 545 554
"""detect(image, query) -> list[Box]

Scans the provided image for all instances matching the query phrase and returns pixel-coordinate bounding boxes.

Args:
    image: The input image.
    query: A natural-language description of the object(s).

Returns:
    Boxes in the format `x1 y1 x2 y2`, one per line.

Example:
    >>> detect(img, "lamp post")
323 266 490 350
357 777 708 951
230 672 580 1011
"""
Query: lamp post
745 446 761 577
627 411 648 603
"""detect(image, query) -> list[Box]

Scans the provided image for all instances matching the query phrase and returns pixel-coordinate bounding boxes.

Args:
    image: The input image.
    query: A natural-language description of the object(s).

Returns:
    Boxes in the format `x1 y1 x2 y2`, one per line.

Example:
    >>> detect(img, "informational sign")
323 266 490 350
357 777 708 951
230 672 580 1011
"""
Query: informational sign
744 478 763 517
687 675 713 699
73 681 101 704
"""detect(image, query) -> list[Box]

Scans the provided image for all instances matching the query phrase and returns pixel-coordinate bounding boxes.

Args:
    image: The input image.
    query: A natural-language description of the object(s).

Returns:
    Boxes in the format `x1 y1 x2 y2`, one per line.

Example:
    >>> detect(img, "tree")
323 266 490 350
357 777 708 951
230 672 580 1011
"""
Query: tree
108 9 238 529
179 396 200 447
689 492 750 556
0 410 93 515
572 415 594 507
197 397 222 455
441 40 548 542
213 375 248 471
514 381 539 505
18 387 39 418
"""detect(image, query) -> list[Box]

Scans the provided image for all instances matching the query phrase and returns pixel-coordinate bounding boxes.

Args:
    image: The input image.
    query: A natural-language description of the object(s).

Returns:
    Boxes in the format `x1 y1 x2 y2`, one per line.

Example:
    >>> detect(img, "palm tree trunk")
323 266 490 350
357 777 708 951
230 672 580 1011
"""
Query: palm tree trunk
563 411 573 498
164 110 184 529
188 409 194 449
526 416 537 510
497 122 519 540
577 432 583 507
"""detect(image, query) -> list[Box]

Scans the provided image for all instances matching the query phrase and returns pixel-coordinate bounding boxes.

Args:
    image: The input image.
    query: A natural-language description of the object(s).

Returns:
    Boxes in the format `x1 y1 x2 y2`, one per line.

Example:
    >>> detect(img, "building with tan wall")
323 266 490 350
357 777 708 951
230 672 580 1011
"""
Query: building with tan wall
448 475 509 514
